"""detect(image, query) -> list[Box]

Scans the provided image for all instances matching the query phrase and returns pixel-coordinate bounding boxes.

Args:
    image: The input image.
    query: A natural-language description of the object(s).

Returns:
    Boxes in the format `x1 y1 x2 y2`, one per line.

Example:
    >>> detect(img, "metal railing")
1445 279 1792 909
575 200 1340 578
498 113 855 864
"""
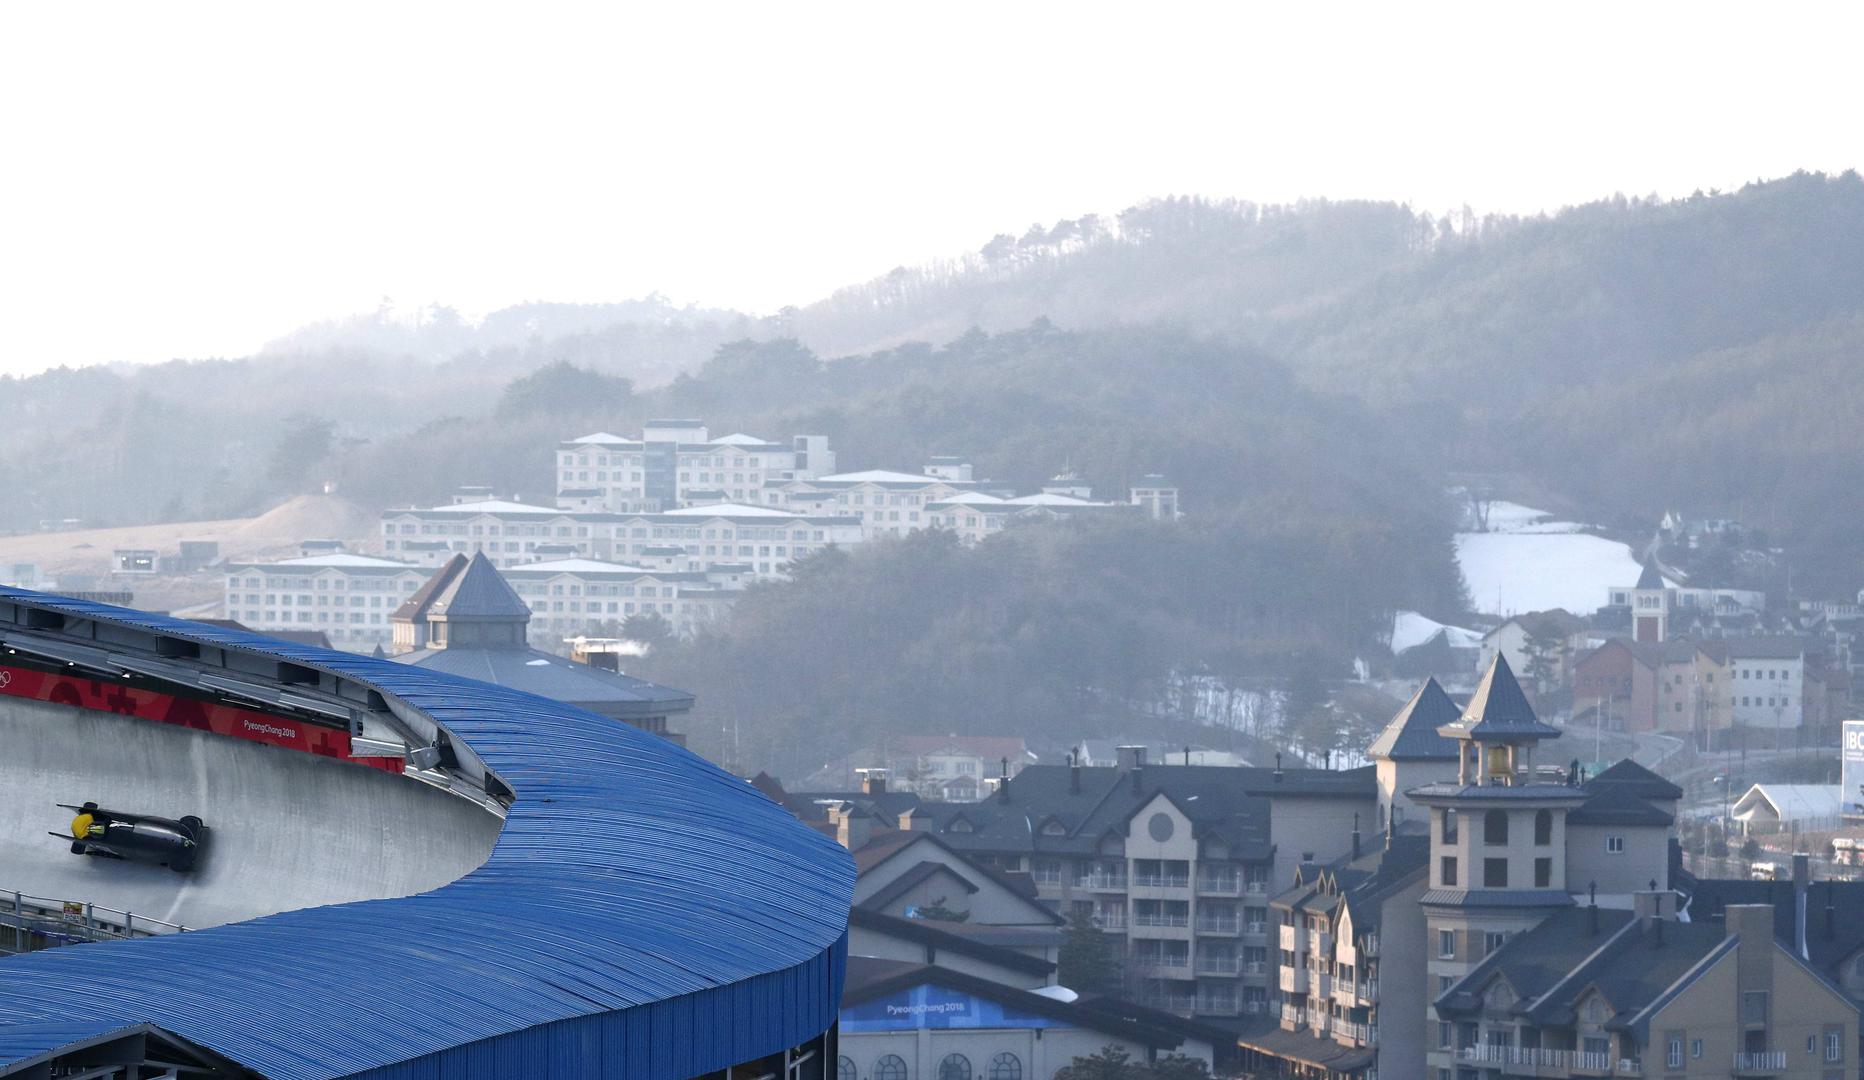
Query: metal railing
1075 873 1128 890
2 889 189 954
1733 1050 1787 1072
1455 1045 1638 1072
1133 873 1191 889
1194 956 1240 975
1133 912 1190 927
1194 916 1239 933
1196 874 1240 894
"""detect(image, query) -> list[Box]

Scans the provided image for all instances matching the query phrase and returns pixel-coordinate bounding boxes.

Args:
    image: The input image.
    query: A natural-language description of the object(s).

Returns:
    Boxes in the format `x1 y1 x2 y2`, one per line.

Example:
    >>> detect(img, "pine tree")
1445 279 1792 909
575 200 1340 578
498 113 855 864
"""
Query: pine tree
1057 910 1123 997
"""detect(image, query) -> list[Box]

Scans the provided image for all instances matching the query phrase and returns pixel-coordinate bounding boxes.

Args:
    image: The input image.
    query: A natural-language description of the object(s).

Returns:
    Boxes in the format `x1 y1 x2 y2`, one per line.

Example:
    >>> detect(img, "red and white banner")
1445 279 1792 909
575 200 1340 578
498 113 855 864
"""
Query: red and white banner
0 662 402 774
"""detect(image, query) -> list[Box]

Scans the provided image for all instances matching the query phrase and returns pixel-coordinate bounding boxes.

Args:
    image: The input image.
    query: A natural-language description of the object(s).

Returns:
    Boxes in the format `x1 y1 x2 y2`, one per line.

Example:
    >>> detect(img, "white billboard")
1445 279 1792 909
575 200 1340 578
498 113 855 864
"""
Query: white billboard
1842 720 1864 821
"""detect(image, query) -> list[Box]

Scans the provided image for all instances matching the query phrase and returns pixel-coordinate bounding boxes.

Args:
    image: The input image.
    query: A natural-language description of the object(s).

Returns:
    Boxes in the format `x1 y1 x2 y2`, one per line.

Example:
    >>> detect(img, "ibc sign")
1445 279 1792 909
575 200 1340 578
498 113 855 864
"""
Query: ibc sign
1843 720 1864 821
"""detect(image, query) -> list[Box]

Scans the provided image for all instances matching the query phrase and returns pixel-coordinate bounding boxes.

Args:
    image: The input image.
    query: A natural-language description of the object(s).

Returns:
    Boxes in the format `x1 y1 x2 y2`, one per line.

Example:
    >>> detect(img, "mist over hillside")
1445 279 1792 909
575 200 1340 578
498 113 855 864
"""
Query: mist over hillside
3 172 1861 591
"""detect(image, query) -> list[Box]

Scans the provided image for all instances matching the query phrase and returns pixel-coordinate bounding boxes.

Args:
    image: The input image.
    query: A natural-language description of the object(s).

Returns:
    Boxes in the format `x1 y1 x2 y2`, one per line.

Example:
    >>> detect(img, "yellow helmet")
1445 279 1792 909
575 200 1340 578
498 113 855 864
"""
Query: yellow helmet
70 813 96 838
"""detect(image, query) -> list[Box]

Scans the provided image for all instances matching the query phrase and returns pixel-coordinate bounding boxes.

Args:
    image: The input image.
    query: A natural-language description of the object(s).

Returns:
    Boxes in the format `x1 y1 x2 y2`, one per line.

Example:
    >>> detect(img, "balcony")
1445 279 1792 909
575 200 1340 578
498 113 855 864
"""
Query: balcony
1243 877 1270 896
1131 954 1191 976
1139 990 1197 1014
1279 924 1302 951
1733 1051 1788 1074
1092 913 1127 932
1194 915 1239 934
1133 873 1191 890
1243 960 1269 976
1334 1021 1376 1047
1280 1003 1306 1028
1196 873 1241 895
1075 873 1128 891
1244 921 1268 939
1454 1045 1639 1074
1278 966 1308 994
1195 992 1240 1017
1133 911 1190 928
1194 955 1241 976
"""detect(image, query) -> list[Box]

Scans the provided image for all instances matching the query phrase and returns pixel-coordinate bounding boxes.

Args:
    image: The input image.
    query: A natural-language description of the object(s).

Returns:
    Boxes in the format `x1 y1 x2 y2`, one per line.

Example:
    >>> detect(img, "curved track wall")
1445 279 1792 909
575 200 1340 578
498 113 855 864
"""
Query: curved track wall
0 588 854 1079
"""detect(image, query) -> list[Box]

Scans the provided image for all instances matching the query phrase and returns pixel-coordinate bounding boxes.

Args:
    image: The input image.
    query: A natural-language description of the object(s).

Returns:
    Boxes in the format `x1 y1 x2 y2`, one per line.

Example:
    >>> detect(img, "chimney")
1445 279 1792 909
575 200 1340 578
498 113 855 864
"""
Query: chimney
860 768 889 796
1183 744 1192 766
1299 851 1318 878
1069 752 1082 795
998 757 1011 803
830 802 871 851
1588 881 1599 934
1727 904 1774 954
1274 752 1283 782
1793 852 1810 958
1634 886 1672 943
1117 745 1147 772
1351 812 1361 860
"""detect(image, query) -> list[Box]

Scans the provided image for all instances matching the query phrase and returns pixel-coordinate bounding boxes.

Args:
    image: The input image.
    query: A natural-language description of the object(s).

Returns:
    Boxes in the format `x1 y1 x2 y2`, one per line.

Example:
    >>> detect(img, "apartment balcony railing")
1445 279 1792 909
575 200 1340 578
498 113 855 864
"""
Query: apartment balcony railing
1360 932 1379 957
1194 993 1240 1017
1133 873 1191 889
1733 1050 1788 1073
1334 1021 1376 1047
1139 991 1197 1013
1196 874 1241 895
1243 960 1269 976
1133 912 1190 928
1194 956 1241 976
1033 871 1063 886
1131 955 1191 975
1075 873 1128 890
1092 913 1127 931
1194 916 1239 934
1279 1004 1306 1028
1244 921 1268 938
1278 924 1301 951
1241 1000 1270 1016
1243 878 1270 895
1278 966 1308 994
1454 1045 1641 1074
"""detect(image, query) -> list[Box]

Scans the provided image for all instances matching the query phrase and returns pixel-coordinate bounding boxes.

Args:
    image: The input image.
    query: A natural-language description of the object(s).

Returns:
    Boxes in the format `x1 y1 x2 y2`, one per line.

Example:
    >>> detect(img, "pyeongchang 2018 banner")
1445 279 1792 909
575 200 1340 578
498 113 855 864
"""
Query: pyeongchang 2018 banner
0 662 401 774
841 983 1074 1032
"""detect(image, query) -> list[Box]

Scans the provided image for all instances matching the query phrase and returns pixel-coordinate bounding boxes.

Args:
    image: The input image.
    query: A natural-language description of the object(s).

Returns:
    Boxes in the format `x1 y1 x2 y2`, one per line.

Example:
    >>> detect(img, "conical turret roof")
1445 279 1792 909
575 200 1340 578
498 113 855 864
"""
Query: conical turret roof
1368 678 1462 761
1634 555 1666 591
429 552 530 622
1437 654 1561 742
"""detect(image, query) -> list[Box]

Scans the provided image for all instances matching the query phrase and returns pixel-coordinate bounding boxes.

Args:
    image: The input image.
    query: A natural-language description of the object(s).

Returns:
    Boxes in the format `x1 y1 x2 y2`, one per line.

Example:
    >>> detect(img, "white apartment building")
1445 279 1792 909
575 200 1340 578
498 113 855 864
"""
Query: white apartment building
377 500 864 579
223 553 428 649
555 420 835 512
1727 637 1809 732
500 557 740 638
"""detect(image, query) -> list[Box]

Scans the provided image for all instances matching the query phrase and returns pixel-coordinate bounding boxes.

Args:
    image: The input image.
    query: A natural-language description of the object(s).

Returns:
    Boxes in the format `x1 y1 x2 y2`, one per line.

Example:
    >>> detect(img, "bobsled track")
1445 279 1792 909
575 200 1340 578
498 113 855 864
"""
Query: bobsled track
0 586 854 1080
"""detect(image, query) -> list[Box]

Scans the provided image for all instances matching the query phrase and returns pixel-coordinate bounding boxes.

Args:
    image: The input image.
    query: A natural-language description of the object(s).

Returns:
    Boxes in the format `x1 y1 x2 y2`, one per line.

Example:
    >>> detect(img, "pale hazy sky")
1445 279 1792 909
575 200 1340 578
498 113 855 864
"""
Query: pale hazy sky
1 1 1859 376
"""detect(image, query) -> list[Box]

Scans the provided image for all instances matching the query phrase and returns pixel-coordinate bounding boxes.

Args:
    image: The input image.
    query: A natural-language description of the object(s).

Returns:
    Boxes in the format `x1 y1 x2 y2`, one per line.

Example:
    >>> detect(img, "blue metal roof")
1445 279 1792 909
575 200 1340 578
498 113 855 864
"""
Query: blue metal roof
0 586 854 1079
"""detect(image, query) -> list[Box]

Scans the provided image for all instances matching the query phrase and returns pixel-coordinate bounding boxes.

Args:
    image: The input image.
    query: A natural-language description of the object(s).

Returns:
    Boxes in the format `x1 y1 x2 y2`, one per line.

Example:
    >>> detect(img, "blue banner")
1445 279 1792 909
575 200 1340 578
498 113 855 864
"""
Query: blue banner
842 983 1075 1032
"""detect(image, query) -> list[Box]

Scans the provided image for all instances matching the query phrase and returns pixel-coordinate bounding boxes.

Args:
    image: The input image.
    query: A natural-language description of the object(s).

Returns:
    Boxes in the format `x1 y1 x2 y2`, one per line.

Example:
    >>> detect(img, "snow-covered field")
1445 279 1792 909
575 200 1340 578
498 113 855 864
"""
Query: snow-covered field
1456 501 1639 616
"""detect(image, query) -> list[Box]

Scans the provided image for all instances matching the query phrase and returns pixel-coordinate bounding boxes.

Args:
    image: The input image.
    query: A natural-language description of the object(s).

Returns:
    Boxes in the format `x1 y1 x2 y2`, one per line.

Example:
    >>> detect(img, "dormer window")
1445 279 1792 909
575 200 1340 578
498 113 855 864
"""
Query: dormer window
949 818 973 834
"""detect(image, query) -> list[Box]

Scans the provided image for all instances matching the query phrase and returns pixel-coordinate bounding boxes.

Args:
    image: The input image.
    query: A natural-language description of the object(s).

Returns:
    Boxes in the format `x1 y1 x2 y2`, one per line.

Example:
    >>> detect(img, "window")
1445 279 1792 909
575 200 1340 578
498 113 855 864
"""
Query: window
838 1057 857 1080
1828 1030 1842 1061
1606 836 1625 854
875 1055 909 1080
1441 808 1458 843
1534 810 1552 846
1484 810 1509 845
1691 1038 1703 1059
988 1053 1023 1080
1535 857 1552 888
1484 931 1509 955
1438 1021 1453 1048
938 1054 972 1080
1668 1036 1683 1067
1484 858 1508 888
1439 929 1456 959
1441 857 1458 886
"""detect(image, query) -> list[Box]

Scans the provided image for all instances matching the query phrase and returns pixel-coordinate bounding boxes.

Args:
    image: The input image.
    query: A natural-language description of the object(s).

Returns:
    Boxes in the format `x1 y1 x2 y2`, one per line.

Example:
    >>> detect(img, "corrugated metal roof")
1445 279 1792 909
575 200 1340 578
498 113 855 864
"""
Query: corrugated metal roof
0 586 852 1079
